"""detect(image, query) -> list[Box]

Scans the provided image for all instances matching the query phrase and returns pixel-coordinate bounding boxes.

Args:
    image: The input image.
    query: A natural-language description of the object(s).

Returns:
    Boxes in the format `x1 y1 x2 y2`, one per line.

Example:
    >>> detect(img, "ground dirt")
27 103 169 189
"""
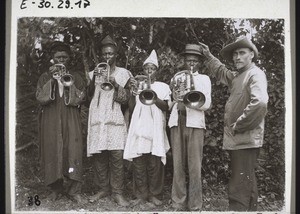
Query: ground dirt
14 144 282 212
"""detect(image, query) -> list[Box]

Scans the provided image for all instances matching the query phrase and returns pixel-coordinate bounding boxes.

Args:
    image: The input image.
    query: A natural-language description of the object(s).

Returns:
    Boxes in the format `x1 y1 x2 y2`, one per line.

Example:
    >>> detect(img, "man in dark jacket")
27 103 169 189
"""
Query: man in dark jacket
36 41 87 203
199 37 268 211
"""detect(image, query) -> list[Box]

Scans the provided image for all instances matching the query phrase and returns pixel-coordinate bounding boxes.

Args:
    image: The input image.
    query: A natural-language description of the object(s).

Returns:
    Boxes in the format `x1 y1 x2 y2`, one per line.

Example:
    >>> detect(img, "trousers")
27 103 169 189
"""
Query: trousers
170 115 204 211
228 148 260 211
132 154 164 200
49 177 81 196
92 150 125 195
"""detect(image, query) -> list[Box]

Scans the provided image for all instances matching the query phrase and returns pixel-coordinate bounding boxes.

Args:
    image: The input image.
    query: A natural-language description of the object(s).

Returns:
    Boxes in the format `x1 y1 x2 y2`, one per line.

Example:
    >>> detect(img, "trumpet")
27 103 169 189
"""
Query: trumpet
95 62 114 91
172 66 206 109
133 72 157 105
52 64 74 87
52 64 66 79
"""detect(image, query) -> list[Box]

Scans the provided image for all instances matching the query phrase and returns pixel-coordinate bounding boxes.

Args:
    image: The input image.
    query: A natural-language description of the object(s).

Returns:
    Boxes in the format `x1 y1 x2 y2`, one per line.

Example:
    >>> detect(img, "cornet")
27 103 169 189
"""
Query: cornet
133 72 157 105
172 66 206 109
52 64 74 87
95 62 114 91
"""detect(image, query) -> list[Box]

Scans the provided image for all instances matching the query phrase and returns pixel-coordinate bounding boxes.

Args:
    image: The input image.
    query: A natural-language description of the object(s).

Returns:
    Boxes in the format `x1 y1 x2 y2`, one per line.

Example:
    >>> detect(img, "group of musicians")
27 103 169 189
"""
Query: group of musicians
36 34 268 211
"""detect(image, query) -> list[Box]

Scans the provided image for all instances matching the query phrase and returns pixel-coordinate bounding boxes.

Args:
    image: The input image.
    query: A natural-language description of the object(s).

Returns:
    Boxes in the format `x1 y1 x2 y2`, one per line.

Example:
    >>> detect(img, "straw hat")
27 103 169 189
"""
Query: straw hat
180 44 202 56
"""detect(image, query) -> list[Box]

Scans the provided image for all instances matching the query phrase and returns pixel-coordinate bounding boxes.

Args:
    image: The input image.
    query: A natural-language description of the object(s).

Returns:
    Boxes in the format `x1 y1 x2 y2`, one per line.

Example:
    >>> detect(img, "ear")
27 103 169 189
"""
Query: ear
250 51 254 60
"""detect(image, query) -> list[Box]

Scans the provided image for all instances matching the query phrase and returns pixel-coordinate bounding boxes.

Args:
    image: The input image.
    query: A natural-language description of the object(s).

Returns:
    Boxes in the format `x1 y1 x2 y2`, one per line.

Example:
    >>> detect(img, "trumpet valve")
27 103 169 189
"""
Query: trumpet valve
53 72 61 79
94 69 101 76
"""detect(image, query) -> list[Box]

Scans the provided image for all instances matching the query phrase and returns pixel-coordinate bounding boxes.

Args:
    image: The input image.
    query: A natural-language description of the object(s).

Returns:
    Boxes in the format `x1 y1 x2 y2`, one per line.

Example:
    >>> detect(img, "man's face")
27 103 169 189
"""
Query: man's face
143 63 157 77
101 45 117 65
53 51 70 66
184 54 200 71
232 48 254 70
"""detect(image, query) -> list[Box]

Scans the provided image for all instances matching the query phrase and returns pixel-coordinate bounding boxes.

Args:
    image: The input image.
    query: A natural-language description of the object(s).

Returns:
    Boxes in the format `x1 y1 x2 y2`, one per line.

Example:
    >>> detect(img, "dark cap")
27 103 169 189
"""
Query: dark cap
49 41 71 55
101 35 117 47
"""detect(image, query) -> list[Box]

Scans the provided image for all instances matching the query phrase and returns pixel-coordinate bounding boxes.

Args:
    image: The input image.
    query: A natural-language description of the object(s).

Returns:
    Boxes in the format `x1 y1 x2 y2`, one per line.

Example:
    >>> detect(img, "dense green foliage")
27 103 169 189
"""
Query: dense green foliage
16 17 285 208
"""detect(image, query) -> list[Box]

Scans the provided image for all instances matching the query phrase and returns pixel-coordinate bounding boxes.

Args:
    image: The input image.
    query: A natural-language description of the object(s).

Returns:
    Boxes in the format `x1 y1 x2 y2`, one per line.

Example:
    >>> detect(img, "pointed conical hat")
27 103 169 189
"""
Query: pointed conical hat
143 50 158 68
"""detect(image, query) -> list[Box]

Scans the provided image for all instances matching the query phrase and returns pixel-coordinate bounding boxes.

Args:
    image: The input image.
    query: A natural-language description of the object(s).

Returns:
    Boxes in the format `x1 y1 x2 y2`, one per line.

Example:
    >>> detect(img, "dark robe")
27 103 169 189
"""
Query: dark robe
36 70 86 186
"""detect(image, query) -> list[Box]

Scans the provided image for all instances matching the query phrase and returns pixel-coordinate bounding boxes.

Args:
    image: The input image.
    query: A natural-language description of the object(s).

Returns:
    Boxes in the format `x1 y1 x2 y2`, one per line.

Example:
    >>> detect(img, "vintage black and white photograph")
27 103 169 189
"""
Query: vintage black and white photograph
6 0 293 213
12 16 287 213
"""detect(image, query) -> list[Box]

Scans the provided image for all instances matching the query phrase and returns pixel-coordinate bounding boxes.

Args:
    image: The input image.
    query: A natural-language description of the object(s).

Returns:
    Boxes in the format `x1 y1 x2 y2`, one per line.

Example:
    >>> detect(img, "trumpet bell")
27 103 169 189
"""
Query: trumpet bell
61 74 74 87
101 82 114 91
139 89 157 105
183 91 206 109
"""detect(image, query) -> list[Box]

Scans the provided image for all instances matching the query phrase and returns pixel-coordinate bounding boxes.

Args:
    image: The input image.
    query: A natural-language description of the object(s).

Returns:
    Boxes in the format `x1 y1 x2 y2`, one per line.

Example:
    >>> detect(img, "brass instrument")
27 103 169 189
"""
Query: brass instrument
52 64 74 87
133 72 157 105
172 66 206 109
52 64 66 79
95 62 114 91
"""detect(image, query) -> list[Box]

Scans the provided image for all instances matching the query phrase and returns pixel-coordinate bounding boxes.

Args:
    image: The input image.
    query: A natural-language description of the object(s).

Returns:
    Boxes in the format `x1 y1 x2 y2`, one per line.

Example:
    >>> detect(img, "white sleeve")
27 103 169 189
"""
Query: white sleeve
161 83 171 101
198 75 212 111
115 68 131 88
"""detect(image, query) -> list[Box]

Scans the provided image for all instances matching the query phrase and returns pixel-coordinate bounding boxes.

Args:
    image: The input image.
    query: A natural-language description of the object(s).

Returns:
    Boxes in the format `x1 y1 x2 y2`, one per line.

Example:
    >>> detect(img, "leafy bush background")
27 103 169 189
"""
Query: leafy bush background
16 17 285 206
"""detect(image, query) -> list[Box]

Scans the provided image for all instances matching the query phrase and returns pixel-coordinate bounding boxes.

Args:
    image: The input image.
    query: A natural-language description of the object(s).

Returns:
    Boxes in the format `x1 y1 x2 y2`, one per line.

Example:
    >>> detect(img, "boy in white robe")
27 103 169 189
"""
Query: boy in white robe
124 50 170 206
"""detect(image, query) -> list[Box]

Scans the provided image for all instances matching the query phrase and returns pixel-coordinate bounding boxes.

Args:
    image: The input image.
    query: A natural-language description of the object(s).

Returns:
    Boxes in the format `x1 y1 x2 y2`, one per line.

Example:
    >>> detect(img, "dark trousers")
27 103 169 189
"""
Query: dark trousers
228 148 260 211
170 115 204 211
92 150 125 195
49 178 81 196
133 154 164 200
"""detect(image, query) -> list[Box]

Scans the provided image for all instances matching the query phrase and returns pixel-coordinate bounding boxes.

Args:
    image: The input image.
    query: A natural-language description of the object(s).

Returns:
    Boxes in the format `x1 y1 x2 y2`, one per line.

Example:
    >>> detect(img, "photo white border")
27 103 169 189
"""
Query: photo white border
7 0 294 213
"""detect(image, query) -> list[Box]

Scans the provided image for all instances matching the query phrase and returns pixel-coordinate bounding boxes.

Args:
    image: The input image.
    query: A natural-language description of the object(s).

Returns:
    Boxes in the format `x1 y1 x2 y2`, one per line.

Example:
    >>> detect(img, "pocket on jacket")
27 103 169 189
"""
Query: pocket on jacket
224 126 250 146
233 132 251 145
249 127 263 140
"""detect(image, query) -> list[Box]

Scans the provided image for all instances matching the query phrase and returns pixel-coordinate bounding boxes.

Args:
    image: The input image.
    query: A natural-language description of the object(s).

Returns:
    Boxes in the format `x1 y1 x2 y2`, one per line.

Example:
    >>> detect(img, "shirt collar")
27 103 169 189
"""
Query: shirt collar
237 62 255 74
191 70 199 76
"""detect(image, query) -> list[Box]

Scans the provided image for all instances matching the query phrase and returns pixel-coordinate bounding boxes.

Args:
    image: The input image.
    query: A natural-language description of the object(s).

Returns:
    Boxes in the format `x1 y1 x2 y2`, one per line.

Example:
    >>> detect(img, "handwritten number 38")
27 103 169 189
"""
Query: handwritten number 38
28 195 41 206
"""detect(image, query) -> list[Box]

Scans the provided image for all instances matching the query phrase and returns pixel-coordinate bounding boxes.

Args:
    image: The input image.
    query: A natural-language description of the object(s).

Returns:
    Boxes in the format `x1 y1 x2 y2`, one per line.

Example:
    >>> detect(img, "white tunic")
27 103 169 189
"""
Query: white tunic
123 81 171 164
168 71 212 129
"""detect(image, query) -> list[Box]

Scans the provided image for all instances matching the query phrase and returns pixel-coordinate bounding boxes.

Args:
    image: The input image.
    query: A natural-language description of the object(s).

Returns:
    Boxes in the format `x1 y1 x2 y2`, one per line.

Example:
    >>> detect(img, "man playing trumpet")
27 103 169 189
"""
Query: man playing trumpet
124 50 171 206
168 44 211 211
36 41 86 203
86 35 132 206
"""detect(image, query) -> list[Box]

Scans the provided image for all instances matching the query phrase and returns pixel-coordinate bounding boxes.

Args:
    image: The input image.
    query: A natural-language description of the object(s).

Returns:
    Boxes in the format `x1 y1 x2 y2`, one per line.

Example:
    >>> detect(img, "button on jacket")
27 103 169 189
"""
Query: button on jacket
204 57 268 150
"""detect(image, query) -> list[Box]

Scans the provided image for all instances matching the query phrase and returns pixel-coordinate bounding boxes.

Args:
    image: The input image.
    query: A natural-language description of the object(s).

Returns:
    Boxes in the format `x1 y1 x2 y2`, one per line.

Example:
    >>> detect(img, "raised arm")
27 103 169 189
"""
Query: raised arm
199 42 237 86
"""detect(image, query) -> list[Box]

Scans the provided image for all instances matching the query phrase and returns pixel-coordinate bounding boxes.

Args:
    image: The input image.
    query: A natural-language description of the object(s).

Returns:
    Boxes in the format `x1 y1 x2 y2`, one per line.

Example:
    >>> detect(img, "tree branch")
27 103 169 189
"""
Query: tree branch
187 19 200 43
